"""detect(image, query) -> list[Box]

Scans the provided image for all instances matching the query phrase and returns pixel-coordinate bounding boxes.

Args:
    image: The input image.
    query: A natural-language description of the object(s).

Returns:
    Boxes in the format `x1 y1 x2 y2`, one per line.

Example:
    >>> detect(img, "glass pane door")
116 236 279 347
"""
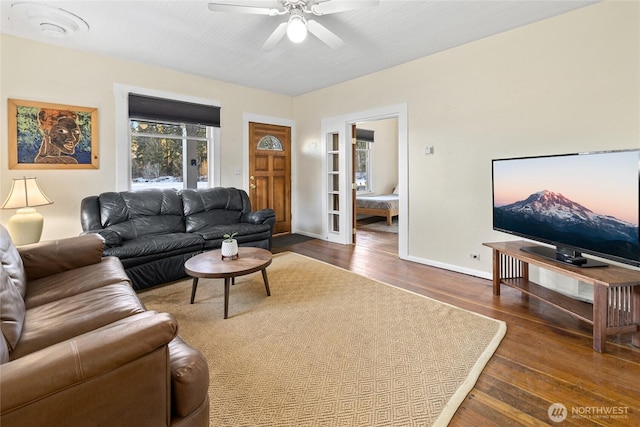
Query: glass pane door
327 132 340 234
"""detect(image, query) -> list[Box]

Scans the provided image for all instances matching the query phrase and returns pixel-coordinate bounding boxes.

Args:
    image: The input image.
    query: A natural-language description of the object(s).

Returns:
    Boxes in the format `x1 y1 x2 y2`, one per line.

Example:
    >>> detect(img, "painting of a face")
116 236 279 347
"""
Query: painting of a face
50 117 81 155
9 98 99 169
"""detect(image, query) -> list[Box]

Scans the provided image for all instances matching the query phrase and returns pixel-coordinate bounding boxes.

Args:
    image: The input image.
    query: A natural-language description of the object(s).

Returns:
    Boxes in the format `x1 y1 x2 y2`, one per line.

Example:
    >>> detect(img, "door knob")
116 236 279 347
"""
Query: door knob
250 176 255 180
250 184 256 189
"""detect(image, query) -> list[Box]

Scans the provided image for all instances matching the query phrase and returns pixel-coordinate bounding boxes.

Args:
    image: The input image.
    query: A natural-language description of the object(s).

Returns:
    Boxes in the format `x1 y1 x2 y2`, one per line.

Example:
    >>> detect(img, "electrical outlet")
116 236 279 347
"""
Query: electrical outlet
468 253 480 261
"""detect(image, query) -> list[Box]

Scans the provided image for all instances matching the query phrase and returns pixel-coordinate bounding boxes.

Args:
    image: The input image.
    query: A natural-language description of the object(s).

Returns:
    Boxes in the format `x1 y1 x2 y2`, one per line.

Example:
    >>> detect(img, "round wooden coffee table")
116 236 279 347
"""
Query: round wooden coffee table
185 247 272 319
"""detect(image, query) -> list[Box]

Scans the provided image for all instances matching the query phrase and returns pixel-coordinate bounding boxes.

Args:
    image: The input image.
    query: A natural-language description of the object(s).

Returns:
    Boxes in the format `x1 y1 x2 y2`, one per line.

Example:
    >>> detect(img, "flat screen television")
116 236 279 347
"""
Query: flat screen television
492 149 640 268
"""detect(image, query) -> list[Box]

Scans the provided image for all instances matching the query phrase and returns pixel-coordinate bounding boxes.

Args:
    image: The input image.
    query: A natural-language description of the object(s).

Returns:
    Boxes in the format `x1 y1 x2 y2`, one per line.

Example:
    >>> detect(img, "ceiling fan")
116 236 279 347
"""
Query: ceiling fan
207 0 380 50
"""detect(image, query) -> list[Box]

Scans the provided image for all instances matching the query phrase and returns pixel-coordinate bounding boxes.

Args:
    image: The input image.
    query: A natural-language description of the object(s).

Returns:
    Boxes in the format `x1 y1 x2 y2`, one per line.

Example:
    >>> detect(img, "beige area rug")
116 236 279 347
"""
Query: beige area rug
140 252 506 426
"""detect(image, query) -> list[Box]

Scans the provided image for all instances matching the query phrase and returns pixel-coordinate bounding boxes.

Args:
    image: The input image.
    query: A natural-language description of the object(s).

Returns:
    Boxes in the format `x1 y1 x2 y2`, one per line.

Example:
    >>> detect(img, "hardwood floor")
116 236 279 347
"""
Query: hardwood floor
273 225 640 426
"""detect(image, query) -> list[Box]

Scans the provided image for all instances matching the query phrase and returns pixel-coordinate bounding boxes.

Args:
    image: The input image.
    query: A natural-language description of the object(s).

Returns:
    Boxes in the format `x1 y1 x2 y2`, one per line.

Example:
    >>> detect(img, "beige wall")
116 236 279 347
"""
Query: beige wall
292 0 639 275
0 35 292 239
1 1 638 281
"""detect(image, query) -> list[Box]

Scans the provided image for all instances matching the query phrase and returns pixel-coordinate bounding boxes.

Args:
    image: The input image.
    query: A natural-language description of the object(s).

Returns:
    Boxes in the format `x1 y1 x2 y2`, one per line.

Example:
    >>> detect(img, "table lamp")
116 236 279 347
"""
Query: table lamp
1 177 53 245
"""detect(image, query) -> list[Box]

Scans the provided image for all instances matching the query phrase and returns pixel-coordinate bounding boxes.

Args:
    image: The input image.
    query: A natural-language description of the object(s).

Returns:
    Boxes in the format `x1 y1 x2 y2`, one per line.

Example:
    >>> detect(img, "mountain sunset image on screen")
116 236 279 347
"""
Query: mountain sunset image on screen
492 150 640 266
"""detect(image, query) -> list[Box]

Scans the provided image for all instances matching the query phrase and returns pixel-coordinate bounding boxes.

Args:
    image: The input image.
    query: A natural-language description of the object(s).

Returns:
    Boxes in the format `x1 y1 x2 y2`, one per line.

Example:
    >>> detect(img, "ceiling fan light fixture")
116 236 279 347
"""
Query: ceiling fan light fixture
286 13 307 43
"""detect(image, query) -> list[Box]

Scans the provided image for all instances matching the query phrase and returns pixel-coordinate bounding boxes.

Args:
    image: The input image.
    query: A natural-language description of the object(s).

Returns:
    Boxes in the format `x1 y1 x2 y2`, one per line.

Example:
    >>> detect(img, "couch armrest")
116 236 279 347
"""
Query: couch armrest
169 336 209 417
82 229 122 248
80 195 102 231
1 312 178 426
17 234 105 281
242 208 276 225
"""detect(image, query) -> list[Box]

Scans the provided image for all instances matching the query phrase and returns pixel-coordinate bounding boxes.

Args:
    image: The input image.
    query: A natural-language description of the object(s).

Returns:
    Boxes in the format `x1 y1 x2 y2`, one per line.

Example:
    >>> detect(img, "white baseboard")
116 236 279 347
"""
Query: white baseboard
403 254 492 281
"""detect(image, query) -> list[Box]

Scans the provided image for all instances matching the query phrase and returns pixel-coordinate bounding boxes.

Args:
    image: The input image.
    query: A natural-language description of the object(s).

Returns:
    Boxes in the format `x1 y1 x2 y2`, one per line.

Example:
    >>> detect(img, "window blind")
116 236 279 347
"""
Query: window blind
356 128 374 142
129 94 220 127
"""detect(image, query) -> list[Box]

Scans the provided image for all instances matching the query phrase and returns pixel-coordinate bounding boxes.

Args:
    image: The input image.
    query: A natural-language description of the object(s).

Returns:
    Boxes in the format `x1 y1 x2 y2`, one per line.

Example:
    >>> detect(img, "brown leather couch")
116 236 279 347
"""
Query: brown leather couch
0 225 209 426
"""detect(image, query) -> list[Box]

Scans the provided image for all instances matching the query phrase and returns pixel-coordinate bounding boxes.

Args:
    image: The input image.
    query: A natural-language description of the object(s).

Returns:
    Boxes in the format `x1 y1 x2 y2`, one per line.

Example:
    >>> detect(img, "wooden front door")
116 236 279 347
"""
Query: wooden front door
248 122 291 235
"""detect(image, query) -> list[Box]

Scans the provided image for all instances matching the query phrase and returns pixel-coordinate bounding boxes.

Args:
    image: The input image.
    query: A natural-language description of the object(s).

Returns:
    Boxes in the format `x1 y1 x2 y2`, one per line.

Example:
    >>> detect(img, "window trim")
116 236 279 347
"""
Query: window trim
115 84 221 191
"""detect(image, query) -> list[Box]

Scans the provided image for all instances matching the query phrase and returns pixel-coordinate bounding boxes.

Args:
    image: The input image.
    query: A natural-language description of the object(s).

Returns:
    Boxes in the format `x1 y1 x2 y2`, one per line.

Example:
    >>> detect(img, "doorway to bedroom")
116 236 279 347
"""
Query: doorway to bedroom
321 103 407 259
354 117 399 255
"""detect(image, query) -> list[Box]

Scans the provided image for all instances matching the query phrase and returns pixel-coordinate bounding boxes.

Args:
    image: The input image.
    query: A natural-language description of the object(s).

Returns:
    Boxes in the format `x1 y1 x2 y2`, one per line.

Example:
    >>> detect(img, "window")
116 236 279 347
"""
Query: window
355 128 374 193
130 120 211 190
127 94 220 191
257 135 284 151
355 139 371 193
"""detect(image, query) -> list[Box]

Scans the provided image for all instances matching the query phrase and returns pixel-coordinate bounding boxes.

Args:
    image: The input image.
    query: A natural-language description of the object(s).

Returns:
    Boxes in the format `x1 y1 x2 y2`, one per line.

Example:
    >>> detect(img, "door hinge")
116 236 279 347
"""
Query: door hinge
352 228 357 234
352 182 356 190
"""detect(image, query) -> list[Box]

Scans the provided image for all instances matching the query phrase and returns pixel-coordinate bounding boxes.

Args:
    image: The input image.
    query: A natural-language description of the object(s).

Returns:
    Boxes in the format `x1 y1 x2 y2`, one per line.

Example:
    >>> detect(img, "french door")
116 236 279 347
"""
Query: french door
322 118 352 244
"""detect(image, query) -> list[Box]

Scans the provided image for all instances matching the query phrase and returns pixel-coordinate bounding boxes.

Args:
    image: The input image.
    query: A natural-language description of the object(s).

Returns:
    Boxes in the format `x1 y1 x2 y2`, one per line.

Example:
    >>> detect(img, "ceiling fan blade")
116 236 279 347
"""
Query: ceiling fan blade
307 20 344 49
208 2 280 16
260 22 288 51
311 0 380 15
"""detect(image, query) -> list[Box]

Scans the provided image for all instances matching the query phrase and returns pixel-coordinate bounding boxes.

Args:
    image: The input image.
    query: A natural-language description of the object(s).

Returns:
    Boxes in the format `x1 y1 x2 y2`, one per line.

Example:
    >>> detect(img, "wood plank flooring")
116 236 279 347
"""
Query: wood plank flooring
273 224 640 426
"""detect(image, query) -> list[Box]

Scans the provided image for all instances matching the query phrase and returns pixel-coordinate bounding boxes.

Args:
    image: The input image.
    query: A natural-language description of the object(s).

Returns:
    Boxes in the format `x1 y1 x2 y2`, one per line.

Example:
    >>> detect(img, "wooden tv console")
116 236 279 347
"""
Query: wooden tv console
484 241 640 353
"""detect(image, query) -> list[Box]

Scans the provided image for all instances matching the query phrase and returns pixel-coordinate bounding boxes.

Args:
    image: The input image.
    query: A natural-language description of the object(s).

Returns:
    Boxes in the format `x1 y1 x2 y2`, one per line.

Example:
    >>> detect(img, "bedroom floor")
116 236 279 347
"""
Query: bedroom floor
356 218 398 255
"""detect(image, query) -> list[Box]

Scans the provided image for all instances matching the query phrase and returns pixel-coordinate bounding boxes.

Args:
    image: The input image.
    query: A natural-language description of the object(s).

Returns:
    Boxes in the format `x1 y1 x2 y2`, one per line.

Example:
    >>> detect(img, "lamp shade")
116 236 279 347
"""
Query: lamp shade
2 177 53 209
2 177 53 246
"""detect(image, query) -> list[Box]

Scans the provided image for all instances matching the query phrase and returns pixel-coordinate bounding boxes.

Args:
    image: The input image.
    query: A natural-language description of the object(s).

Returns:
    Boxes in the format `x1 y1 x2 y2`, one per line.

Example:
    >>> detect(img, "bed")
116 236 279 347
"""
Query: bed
356 194 399 226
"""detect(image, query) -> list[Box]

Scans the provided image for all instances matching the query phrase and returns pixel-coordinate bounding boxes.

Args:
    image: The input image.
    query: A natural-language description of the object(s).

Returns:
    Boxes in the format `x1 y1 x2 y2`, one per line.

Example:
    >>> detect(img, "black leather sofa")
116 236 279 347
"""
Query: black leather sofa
80 187 275 291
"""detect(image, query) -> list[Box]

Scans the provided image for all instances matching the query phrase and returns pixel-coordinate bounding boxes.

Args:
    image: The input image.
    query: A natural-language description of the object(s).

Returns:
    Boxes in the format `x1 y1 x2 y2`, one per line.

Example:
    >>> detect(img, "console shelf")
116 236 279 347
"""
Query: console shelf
484 241 640 353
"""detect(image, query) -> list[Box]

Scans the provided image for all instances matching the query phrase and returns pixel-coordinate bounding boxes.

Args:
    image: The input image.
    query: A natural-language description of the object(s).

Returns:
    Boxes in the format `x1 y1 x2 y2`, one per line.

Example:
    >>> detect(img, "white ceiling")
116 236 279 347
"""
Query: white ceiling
0 0 598 96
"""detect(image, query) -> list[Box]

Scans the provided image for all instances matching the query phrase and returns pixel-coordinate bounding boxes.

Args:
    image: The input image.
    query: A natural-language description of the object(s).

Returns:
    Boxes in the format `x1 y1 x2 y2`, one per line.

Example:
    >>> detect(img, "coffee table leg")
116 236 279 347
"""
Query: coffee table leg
224 277 231 319
262 269 271 296
190 277 199 304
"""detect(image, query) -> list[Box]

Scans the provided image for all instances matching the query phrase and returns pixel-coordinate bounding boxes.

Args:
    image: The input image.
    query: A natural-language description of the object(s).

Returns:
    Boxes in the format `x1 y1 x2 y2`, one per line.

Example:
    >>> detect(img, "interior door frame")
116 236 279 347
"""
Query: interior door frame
242 113 296 229
321 104 408 260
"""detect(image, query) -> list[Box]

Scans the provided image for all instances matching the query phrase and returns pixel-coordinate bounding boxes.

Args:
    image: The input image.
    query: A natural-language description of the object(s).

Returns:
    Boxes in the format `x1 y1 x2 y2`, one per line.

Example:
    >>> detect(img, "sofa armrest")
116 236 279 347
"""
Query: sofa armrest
18 234 105 281
169 336 209 417
1 312 178 426
82 228 122 248
80 195 102 231
242 208 276 225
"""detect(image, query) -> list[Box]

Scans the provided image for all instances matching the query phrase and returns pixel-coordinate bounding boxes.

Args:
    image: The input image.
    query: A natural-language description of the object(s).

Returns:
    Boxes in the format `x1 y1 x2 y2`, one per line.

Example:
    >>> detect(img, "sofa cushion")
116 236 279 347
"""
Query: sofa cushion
98 189 186 240
25 257 131 309
10 282 145 360
0 225 27 298
103 233 204 260
182 188 246 232
193 223 272 241
1 266 25 354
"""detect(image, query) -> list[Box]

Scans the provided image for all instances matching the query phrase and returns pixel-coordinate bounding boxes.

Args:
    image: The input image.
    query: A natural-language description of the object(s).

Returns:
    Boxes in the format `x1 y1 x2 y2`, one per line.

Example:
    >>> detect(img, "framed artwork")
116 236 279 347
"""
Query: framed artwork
8 99 99 169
